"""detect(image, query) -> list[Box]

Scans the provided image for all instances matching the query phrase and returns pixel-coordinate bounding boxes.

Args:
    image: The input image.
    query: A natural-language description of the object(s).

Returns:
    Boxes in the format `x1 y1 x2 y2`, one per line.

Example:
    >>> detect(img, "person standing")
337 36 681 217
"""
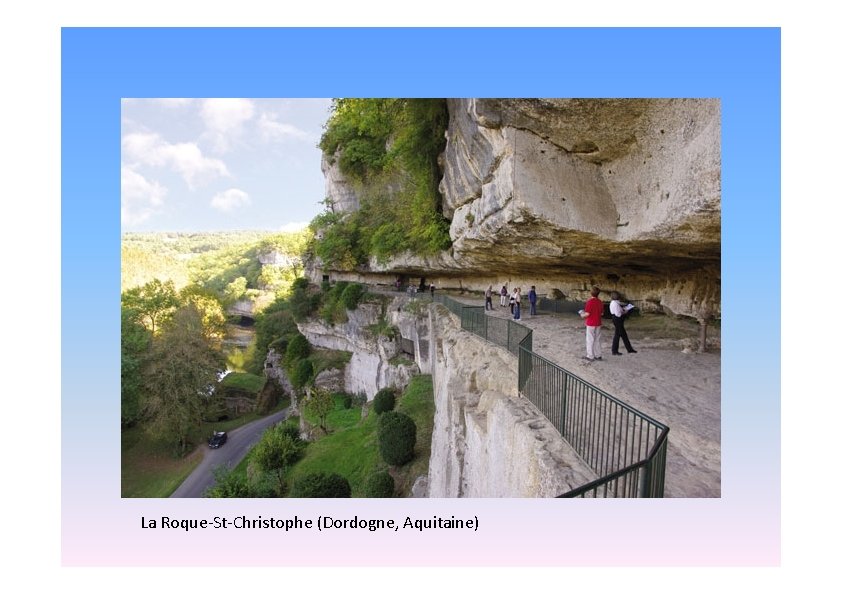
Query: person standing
430 282 435 298
485 286 493 310
528 285 537 316
500 284 508 307
609 291 637 355
513 287 522 320
582 286 604 361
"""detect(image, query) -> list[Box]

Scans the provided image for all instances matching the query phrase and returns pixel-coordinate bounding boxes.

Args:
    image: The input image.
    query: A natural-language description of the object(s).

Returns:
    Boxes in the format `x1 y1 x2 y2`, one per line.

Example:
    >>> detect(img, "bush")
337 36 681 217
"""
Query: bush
378 411 416 466
289 359 314 390
289 472 352 498
340 283 366 310
334 391 353 409
372 387 396 414
285 334 311 362
364 470 395 498
277 421 304 445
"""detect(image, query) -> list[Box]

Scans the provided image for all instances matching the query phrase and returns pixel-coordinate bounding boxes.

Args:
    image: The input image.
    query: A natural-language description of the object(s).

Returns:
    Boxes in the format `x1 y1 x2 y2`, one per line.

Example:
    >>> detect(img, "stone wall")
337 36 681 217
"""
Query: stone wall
426 304 595 497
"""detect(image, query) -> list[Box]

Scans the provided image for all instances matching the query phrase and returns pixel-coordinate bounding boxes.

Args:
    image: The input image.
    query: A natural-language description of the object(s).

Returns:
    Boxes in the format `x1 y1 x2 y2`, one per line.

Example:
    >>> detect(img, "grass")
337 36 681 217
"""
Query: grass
393 375 435 496
121 427 202 498
287 404 381 496
121 397 290 498
220 372 266 393
284 375 436 497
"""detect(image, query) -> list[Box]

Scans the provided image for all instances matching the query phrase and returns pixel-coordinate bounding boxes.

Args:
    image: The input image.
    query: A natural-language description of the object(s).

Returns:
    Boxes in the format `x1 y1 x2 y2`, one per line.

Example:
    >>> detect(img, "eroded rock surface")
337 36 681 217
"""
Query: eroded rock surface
320 98 720 319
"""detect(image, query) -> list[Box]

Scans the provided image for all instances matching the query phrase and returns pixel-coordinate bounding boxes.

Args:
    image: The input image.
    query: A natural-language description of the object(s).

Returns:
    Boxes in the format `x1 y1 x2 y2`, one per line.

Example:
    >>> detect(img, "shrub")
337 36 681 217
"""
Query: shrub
289 472 352 498
289 359 314 390
285 334 311 362
372 387 396 414
339 283 366 310
334 391 353 409
378 411 416 466
364 470 395 498
277 421 304 445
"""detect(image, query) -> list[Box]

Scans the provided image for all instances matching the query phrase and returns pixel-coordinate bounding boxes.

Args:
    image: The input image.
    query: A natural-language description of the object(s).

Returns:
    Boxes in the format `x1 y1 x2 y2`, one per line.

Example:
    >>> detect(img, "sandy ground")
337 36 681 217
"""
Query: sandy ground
449 294 721 497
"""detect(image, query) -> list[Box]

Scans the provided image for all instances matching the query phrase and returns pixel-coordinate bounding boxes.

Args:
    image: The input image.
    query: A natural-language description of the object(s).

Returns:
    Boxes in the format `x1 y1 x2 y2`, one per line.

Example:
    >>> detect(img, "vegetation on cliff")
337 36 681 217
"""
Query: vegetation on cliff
312 98 451 267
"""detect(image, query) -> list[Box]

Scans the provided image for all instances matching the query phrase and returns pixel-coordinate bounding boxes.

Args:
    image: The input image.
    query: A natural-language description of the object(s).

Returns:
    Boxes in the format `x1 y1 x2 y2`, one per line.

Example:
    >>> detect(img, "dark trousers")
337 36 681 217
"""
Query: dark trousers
529 301 536 315
485 296 492 310
612 316 634 353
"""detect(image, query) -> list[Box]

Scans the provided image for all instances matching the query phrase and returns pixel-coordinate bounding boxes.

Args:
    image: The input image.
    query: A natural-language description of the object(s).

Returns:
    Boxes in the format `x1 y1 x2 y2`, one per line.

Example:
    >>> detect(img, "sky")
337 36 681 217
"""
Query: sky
121 98 333 232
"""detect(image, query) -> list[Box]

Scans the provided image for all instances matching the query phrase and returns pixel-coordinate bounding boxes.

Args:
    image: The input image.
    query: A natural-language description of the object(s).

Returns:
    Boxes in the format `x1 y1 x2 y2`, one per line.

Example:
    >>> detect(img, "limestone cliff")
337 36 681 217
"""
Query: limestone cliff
318 98 720 319
296 301 420 399
427 304 594 497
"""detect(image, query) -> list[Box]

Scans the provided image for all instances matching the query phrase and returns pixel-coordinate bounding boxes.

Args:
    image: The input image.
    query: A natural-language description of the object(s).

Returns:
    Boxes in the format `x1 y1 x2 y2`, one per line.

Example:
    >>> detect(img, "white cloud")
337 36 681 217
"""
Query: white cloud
210 188 251 212
121 166 167 226
154 98 194 108
258 112 311 142
200 98 255 152
122 132 230 189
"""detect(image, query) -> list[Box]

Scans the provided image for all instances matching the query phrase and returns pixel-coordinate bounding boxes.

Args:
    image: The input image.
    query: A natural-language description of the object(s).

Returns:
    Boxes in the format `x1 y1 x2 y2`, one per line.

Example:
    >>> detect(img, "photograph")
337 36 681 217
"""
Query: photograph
121 97 721 499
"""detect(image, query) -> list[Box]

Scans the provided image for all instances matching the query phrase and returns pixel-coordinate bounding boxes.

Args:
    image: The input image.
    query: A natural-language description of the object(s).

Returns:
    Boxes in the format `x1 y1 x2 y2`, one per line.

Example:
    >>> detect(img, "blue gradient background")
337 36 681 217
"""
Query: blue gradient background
62 28 780 565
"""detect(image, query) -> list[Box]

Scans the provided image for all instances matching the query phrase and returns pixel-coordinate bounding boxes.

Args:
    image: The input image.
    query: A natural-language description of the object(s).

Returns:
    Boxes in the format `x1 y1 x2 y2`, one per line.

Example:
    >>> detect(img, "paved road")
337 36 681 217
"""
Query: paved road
170 408 289 498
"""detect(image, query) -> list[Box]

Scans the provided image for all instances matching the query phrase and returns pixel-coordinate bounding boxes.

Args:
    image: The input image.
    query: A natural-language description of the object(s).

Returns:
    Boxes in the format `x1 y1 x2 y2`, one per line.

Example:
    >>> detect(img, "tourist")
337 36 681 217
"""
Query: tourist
430 282 435 298
582 286 604 361
500 284 508 307
509 291 516 315
513 287 522 320
609 291 638 355
485 285 493 310
528 285 537 316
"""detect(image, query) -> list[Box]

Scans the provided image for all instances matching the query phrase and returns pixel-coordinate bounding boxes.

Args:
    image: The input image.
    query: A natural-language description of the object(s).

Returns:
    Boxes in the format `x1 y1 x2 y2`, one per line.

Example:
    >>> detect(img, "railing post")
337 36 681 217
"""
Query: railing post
560 370 568 437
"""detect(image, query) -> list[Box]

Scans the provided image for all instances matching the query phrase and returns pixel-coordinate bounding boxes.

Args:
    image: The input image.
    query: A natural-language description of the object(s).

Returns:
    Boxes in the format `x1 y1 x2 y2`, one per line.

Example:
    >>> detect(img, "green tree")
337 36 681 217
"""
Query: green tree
121 306 150 427
179 285 227 347
224 276 248 304
289 359 314 391
251 426 304 484
142 304 225 455
205 465 252 497
121 278 179 335
304 386 334 434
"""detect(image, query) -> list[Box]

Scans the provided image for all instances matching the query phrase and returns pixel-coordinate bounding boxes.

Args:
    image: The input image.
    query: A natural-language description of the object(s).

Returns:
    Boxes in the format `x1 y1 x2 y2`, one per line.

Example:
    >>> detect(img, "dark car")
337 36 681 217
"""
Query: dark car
208 431 227 449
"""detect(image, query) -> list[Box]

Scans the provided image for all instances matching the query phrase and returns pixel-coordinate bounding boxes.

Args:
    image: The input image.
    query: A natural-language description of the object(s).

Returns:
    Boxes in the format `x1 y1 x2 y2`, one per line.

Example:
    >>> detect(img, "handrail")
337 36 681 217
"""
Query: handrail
432 292 669 498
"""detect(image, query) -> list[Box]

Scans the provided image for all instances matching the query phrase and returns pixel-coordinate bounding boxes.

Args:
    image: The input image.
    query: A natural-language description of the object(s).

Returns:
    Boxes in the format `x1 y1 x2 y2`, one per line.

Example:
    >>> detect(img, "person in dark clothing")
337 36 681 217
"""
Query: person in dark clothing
609 291 637 355
528 286 537 316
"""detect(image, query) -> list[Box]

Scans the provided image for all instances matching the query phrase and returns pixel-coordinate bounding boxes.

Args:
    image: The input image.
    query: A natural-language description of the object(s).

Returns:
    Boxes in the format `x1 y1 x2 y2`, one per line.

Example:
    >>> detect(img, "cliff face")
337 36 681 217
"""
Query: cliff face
320 98 720 319
296 302 419 399
427 304 595 497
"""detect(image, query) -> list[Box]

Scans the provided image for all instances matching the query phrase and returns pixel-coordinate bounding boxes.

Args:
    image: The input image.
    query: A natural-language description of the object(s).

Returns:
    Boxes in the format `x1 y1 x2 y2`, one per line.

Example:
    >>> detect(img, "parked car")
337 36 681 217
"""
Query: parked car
208 431 228 449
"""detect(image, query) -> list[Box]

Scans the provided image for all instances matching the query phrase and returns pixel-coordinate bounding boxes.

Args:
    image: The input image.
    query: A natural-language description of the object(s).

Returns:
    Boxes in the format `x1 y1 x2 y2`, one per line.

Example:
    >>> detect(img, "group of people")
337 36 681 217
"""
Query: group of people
581 286 637 361
486 284 538 320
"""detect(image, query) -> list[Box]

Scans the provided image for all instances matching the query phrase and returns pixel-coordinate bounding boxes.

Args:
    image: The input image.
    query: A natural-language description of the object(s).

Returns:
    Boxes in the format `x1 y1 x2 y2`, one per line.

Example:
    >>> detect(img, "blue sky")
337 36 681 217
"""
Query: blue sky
121 98 332 232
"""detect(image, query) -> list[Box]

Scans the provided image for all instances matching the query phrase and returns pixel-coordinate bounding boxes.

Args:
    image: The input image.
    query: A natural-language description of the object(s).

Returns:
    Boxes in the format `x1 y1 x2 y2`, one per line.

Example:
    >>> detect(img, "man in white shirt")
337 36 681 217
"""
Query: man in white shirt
609 291 637 355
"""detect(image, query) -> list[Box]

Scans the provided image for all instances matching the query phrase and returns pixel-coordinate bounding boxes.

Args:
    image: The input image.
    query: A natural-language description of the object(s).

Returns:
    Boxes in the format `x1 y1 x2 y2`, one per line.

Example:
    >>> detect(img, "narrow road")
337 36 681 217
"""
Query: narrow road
170 408 289 498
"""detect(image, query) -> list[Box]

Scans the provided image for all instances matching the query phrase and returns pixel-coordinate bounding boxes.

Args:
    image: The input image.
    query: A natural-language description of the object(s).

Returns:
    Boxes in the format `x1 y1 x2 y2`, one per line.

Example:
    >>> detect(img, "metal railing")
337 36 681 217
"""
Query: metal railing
432 292 669 498
434 295 533 355
518 349 669 497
